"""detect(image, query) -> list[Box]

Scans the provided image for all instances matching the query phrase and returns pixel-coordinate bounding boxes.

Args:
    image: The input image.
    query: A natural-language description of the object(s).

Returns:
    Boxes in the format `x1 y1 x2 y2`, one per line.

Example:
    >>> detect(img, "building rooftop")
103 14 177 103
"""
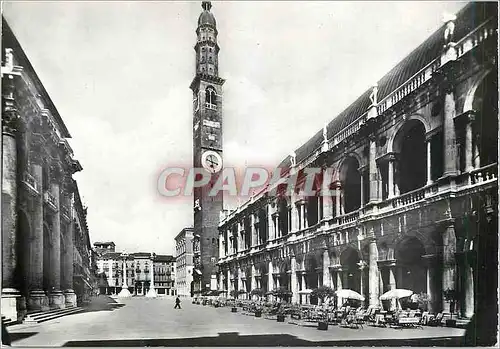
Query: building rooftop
277 2 496 169
174 227 194 241
154 254 175 263
2 17 71 138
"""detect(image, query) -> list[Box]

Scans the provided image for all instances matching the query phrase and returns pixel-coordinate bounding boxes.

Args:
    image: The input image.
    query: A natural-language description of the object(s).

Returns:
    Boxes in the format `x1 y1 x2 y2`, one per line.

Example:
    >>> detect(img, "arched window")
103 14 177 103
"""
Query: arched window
205 87 217 109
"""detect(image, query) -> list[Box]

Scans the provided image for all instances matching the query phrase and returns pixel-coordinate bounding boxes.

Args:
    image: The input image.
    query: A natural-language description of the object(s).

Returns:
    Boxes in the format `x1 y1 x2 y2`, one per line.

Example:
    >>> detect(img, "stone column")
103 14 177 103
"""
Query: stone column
388 156 395 198
267 260 273 296
463 262 474 318
442 85 458 177
359 264 365 300
322 249 330 287
335 182 342 217
369 137 379 203
322 178 334 220
273 215 279 238
1 116 20 321
368 238 380 306
27 152 48 311
291 256 298 303
473 133 480 169
422 254 439 314
464 113 474 172
63 205 76 307
302 203 308 229
267 203 275 241
49 174 65 309
359 170 365 205
291 199 299 232
388 264 397 309
442 223 456 313
250 263 256 296
336 269 343 305
426 138 433 185
250 214 256 247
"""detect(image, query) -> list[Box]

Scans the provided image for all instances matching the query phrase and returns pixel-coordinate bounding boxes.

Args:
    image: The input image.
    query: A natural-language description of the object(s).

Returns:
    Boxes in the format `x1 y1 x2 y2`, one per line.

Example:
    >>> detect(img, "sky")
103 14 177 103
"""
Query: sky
3 1 466 255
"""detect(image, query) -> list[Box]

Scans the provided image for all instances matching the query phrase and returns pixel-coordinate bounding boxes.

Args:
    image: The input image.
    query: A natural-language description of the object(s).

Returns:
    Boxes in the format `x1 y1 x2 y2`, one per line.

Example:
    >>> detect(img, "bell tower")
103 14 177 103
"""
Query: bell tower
190 1 224 292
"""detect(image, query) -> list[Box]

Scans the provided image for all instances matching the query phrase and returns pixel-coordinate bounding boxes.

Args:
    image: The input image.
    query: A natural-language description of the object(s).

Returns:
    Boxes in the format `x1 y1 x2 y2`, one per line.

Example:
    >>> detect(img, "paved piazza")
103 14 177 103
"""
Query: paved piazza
7 296 466 347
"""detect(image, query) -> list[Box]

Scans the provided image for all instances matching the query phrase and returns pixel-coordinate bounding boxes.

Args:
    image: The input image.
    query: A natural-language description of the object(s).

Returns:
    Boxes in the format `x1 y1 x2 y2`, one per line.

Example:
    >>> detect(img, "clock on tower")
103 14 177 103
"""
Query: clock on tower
190 1 224 292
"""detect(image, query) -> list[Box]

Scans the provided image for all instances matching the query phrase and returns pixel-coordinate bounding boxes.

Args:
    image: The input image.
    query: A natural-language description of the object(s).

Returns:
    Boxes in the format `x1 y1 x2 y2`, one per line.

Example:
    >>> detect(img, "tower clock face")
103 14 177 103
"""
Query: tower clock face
201 150 222 173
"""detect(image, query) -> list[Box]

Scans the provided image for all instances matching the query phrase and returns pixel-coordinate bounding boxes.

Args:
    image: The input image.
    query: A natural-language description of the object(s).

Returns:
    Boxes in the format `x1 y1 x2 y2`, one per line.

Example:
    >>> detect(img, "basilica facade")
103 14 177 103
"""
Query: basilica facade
1 18 95 322
217 1 497 325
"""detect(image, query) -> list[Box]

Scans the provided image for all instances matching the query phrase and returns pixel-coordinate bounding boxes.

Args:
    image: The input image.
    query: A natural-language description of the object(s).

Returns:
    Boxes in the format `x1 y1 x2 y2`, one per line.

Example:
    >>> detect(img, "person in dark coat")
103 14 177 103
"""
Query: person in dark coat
174 296 181 309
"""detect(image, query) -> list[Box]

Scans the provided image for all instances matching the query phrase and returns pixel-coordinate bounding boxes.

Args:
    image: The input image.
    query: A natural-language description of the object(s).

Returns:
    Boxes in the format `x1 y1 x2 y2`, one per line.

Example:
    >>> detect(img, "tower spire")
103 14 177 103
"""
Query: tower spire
202 1 212 11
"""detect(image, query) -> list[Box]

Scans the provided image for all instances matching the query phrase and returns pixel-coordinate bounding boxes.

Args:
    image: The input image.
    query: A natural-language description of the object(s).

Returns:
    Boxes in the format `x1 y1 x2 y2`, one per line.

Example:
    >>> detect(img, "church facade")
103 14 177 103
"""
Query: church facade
216 1 497 325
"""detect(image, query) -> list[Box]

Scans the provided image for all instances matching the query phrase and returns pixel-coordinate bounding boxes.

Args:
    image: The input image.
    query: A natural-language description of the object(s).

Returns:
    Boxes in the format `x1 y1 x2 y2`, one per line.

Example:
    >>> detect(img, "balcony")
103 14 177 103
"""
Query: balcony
469 163 497 185
61 204 71 220
43 191 57 211
205 102 217 111
22 171 39 195
219 163 498 265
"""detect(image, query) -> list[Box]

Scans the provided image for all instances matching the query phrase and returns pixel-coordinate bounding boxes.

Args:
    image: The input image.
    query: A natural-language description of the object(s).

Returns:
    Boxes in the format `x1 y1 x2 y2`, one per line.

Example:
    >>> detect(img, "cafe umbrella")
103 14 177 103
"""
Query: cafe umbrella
335 289 365 301
379 289 413 309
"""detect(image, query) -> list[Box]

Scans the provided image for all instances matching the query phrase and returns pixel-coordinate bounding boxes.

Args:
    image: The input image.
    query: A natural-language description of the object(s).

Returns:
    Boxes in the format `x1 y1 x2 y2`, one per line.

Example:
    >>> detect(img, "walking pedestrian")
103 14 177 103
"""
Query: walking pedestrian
174 296 181 309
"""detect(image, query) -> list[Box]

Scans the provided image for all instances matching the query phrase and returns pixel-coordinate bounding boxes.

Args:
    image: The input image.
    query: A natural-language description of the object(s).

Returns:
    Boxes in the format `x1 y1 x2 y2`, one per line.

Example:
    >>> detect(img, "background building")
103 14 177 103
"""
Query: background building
1 17 94 322
72 181 96 305
153 254 176 296
217 0 497 330
175 228 195 297
94 244 175 296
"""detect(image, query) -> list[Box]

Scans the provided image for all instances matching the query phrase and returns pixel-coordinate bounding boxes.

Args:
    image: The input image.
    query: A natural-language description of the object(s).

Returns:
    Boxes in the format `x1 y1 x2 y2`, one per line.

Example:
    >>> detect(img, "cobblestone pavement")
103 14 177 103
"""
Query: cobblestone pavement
8 296 465 346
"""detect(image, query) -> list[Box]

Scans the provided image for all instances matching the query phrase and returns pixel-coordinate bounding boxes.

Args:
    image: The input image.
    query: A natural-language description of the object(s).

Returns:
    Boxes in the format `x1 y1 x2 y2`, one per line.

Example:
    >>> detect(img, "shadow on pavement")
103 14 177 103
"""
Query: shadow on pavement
63 331 465 347
9 332 38 343
82 295 125 314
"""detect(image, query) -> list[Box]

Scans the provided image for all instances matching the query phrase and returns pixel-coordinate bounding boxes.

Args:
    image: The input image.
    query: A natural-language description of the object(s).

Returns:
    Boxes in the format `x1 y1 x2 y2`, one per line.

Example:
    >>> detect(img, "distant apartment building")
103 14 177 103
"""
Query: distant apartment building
94 243 175 296
153 255 176 296
175 228 197 297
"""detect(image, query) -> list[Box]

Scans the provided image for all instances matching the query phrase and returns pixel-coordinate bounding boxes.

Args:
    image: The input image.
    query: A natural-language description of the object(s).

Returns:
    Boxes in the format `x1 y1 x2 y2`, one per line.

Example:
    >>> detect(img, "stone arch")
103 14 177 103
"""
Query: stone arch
336 152 364 175
390 118 427 194
391 230 436 257
276 196 289 236
339 245 362 266
393 235 427 294
329 250 340 266
471 71 498 166
462 68 493 113
338 155 362 213
387 114 430 154
339 246 362 293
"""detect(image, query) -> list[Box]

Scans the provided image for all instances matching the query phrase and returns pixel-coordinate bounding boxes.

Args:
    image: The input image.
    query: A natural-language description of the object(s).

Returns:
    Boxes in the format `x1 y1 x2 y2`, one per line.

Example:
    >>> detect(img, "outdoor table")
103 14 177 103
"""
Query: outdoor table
375 314 385 326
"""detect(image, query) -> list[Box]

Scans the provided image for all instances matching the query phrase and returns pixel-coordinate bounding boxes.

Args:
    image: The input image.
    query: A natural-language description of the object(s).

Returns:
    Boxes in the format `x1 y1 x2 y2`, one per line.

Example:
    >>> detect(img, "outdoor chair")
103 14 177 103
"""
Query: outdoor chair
427 312 444 326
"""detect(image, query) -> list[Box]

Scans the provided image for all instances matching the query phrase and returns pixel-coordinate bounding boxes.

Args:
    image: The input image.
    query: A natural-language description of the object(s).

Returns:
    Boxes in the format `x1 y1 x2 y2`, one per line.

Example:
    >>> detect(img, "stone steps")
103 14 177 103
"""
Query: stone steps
1 315 19 327
23 307 83 324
